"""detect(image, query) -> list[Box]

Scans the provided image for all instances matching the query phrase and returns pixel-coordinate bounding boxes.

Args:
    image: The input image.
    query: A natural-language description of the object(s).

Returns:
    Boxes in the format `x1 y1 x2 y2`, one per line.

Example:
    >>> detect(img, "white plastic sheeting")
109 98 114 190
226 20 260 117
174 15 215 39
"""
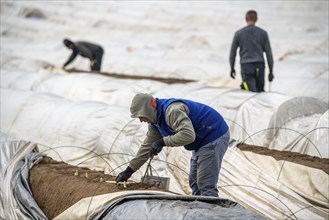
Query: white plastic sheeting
1 1 328 101
1 1 328 218
193 91 328 158
168 142 328 219
1 134 326 219
54 191 176 219
1 70 328 158
265 97 329 157
240 149 328 209
0 87 186 194
0 69 167 106
0 133 42 220
5 143 263 220
1 87 328 219
308 110 329 157
10 152 46 219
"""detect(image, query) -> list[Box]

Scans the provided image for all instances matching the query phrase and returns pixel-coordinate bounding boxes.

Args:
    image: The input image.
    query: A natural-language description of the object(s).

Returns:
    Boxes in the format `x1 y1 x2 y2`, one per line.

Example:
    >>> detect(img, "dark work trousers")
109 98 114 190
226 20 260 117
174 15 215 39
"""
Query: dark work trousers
90 47 104 71
240 62 265 92
189 131 230 197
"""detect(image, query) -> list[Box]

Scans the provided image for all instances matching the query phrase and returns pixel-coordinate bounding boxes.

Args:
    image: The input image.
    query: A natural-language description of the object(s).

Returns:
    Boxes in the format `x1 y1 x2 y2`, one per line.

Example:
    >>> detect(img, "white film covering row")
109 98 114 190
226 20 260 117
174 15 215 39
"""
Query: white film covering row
1 1 328 218
0 133 44 219
1 70 328 157
1 77 328 218
0 69 167 106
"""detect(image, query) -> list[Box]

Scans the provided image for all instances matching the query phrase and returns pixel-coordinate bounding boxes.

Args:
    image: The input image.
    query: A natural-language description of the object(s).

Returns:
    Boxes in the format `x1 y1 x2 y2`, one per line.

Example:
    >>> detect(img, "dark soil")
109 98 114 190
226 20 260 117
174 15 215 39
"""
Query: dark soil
238 144 329 174
65 68 196 84
29 157 164 219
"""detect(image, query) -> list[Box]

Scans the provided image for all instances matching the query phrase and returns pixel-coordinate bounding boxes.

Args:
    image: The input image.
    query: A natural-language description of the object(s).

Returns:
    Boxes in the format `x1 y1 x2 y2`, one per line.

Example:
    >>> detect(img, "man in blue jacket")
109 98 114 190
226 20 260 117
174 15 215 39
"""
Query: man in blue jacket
116 93 230 197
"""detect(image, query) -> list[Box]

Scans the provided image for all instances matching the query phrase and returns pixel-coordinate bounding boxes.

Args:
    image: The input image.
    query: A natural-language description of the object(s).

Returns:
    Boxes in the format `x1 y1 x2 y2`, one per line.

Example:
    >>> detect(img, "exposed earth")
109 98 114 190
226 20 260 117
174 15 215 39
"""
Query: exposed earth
238 143 329 174
65 68 196 84
29 157 164 219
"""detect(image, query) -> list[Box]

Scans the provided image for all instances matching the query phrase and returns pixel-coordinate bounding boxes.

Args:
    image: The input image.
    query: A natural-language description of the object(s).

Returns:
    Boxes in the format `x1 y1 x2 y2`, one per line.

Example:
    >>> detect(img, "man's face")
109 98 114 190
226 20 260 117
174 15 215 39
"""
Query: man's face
139 117 152 124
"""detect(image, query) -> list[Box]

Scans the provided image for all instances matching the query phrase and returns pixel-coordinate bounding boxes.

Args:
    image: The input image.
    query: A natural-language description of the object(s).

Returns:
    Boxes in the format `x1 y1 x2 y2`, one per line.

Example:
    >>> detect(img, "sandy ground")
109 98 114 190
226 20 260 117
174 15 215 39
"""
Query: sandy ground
29 157 164 219
65 68 196 84
239 144 329 174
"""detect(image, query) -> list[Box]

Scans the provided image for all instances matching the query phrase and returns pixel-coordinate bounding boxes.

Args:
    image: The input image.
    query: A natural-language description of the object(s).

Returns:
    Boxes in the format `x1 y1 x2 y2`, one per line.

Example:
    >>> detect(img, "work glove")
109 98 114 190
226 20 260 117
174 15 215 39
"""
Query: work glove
115 166 134 183
268 72 274 82
230 69 236 79
149 138 165 157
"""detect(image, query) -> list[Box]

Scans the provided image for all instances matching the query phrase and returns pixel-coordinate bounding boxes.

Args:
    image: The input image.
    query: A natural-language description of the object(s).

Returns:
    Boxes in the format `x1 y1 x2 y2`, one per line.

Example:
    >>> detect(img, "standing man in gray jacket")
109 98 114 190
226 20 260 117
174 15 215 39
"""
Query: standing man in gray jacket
229 10 274 92
116 93 230 197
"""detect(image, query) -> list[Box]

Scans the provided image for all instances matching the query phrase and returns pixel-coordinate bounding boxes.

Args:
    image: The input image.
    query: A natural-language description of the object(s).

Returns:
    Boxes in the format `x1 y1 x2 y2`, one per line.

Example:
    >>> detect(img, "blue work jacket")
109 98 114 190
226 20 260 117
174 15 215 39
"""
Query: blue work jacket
153 98 228 151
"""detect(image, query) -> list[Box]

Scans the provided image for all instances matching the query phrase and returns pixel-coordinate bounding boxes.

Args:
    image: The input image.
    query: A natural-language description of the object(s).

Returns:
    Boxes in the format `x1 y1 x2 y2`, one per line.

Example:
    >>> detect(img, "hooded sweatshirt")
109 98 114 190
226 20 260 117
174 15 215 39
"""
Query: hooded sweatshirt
128 93 228 171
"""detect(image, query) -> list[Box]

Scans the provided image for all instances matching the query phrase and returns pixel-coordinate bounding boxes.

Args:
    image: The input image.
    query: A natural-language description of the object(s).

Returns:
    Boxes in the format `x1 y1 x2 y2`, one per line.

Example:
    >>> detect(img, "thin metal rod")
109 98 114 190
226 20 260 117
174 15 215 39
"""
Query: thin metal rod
141 156 153 183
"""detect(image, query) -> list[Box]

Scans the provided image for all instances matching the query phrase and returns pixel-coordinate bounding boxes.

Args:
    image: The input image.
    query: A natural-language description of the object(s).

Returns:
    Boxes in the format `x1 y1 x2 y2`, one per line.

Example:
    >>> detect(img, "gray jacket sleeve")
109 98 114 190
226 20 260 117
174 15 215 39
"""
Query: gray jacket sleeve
129 124 162 171
229 33 238 70
264 32 274 73
163 102 195 147
128 102 195 171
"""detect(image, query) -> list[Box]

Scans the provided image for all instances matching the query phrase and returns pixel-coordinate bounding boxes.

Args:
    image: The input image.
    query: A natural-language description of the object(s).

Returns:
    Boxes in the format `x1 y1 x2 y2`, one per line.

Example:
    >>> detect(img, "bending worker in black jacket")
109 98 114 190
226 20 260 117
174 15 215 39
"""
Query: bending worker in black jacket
62 38 104 72
229 10 274 92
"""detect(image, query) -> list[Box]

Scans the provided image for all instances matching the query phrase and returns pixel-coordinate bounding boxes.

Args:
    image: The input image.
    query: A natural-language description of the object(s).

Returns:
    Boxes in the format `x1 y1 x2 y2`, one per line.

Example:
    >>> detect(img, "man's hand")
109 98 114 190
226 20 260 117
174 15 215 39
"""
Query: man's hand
115 166 134 183
268 72 274 82
230 69 236 79
149 138 165 157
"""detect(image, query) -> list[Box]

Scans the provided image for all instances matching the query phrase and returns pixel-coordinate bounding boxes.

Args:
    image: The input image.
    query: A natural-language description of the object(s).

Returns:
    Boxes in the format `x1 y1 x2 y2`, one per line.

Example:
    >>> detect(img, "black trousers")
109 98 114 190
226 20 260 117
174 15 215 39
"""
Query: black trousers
90 47 104 71
240 62 265 92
